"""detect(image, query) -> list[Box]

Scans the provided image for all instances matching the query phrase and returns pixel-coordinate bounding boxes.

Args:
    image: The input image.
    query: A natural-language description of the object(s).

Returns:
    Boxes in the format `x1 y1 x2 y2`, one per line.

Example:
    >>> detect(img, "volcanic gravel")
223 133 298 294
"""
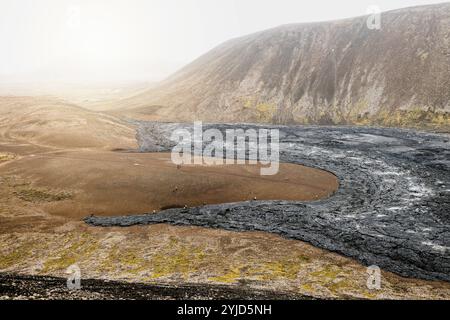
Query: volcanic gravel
0 273 306 300
85 122 450 282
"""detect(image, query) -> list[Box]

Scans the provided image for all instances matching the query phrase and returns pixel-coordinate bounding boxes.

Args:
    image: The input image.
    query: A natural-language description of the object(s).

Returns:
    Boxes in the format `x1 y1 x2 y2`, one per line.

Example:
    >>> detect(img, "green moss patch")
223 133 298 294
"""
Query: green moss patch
41 233 99 273
14 188 72 203
0 153 16 163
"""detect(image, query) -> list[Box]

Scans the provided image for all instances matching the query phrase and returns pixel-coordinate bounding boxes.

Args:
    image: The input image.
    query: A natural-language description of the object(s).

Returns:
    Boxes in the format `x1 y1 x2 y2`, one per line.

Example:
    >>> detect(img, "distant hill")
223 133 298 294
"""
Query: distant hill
118 3 450 129
0 96 136 149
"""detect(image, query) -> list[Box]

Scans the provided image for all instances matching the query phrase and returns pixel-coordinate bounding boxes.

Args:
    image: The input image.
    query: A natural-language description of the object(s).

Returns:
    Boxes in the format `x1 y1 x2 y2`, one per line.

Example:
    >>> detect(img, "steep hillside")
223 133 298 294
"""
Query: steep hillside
119 3 450 129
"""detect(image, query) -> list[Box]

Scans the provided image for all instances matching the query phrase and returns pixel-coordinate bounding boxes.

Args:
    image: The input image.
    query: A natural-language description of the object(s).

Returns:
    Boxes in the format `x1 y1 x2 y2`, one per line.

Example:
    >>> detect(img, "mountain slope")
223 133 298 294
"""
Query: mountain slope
120 3 450 128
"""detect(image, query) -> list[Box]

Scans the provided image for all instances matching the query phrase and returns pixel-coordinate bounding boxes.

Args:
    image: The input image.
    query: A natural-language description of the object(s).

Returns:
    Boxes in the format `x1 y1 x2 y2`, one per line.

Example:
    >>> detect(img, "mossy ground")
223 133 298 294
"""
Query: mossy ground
13 188 72 203
0 228 449 299
41 233 99 273
0 153 16 163
0 240 37 270
293 102 450 132
356 107 450 131
242 97 277 123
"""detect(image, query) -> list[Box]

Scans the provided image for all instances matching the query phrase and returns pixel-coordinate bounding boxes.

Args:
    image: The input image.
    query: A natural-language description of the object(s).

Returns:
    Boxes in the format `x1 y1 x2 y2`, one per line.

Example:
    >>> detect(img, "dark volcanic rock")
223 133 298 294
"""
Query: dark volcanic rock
0 273 307 300
86 122 450 282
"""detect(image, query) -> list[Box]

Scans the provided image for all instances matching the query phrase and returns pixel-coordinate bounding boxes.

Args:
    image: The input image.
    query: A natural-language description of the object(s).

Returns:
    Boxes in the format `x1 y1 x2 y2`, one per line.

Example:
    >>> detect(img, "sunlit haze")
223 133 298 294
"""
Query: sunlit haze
0 0 444 85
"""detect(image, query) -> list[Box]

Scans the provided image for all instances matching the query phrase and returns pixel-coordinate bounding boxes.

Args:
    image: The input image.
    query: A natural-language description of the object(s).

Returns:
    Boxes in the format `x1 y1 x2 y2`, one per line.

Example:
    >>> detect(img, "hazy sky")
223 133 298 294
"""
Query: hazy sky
0 0 445 84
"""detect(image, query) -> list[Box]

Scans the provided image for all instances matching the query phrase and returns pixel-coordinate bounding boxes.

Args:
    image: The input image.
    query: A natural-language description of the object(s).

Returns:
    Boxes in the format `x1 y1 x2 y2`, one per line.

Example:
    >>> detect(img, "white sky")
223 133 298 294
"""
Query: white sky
0 0 446 84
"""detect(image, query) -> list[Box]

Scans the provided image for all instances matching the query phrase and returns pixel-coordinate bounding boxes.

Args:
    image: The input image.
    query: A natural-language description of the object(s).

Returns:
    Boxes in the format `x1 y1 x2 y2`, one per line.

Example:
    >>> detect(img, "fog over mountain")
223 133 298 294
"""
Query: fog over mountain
120 3 450 128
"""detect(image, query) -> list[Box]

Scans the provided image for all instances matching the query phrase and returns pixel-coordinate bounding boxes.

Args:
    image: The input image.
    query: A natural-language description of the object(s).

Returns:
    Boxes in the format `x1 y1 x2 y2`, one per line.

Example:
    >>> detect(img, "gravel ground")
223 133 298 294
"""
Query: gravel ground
0 273 309 300
86 122 450 282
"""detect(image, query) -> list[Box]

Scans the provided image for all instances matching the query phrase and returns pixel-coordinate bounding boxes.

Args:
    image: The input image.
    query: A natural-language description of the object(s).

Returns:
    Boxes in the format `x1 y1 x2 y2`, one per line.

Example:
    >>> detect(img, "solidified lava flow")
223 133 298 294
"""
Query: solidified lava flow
85 122 450 282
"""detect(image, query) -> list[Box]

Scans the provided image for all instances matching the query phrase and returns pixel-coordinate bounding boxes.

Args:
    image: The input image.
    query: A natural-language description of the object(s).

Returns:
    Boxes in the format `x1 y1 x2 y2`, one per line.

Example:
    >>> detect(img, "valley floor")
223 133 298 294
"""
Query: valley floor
0 97 449 300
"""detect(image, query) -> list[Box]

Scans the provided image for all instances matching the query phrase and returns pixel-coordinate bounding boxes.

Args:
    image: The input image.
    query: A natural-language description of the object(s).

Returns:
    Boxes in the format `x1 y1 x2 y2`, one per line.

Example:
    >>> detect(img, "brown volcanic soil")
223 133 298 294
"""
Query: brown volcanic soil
0 149 338 219
0 96 136 150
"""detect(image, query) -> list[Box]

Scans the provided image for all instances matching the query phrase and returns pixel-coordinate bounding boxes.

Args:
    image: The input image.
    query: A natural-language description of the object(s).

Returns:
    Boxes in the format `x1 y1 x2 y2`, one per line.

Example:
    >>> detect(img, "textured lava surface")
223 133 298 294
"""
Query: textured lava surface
86 122 450 282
